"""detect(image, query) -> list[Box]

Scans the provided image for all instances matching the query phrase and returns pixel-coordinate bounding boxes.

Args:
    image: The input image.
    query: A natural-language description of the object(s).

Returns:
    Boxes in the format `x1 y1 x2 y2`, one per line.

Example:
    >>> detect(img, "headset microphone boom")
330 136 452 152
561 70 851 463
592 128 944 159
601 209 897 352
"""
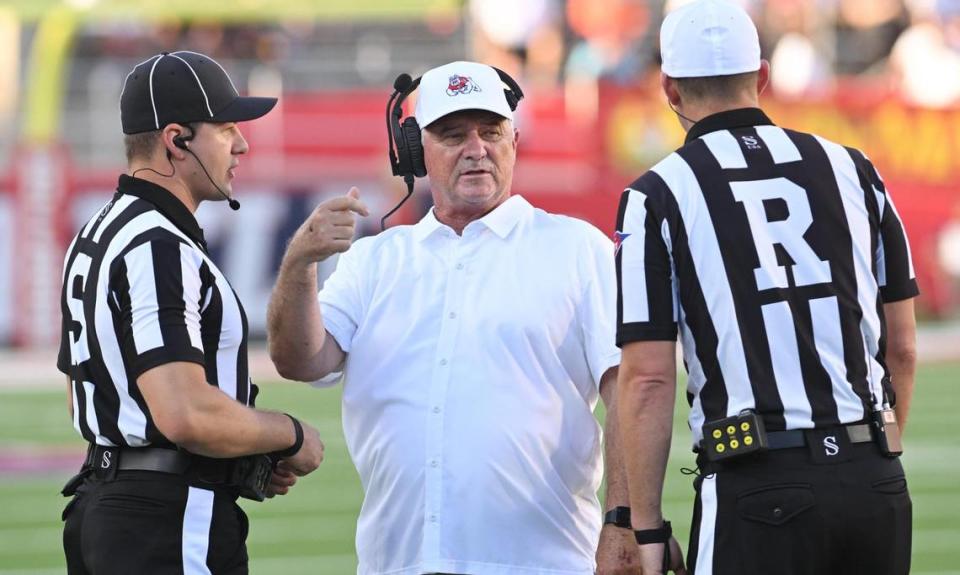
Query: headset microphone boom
174 133 241 211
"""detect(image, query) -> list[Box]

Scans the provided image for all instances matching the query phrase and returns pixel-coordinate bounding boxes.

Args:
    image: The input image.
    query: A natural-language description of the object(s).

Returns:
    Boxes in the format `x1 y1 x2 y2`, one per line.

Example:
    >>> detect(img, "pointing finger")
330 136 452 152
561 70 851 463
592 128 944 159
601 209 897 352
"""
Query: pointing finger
344 187 369 217
347 186 370 216
321 194 370 217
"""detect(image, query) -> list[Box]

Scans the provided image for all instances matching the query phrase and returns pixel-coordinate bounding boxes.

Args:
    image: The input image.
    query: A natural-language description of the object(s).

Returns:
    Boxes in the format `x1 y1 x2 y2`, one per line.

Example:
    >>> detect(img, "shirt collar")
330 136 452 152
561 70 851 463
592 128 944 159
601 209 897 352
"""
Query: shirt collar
412 195 532 242
684 107 774 144
117 174 207 249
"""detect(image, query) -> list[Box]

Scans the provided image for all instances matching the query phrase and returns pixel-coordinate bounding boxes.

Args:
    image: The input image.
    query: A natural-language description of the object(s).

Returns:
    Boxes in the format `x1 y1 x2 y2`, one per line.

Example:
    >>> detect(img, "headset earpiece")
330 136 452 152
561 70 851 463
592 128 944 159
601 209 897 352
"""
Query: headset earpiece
398 117 426 178
168 134 187 161
388 76 422 182
172 125 194 151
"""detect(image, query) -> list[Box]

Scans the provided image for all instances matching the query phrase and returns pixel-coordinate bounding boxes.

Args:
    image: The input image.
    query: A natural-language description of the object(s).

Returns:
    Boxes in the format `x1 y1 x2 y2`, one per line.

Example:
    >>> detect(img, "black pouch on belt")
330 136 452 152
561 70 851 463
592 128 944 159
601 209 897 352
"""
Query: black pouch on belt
230 455 273 502
61 468 91 497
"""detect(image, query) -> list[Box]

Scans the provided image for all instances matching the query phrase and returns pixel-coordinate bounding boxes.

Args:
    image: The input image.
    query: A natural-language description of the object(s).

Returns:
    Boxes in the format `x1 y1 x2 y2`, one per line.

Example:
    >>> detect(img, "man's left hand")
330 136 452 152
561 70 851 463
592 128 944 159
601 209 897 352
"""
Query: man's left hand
266 465 298 497
596 524 641 574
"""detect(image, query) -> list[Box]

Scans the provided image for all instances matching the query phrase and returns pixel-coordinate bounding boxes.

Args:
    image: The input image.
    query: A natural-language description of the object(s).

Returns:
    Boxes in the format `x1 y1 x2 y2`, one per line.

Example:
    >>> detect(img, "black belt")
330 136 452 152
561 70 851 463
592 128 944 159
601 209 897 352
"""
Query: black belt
85 445 190 473
84 444 232 483
766 423 874 450
72 444 273 502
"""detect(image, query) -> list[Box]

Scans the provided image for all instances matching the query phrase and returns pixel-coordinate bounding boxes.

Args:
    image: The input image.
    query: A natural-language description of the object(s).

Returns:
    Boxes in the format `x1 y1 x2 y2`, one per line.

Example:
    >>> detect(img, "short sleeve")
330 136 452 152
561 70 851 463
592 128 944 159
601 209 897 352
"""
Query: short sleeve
317 237 373 355
110 234 206 378
575 225 622 386
876 194 919 302
865 161 919 302
615 179 679 346
57 237 80 375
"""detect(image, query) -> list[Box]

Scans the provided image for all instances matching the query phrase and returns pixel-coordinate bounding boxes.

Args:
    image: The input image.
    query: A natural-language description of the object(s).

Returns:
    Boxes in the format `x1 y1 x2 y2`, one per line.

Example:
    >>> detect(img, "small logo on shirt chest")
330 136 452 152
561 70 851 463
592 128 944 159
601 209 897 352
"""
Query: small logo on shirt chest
741 135 762 150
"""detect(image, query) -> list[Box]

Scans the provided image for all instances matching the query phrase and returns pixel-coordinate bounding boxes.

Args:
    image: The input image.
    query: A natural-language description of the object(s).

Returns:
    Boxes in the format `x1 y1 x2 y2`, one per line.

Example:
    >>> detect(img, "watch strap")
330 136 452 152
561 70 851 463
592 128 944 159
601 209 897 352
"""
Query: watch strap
634 520 672 545
603 506 632 528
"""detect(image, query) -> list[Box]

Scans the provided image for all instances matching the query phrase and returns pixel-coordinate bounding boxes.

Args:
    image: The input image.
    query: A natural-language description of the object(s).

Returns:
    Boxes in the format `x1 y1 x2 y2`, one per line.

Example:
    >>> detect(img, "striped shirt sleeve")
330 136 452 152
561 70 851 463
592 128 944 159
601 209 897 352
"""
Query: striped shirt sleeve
857 155 919 302
615 176 679 346
109 233 206 378
57 235 81 374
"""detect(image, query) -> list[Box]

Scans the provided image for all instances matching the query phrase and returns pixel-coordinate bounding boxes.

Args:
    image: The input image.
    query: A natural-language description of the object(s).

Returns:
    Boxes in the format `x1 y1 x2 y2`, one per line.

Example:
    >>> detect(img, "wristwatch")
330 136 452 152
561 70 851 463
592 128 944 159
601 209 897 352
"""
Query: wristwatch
603 506 632 529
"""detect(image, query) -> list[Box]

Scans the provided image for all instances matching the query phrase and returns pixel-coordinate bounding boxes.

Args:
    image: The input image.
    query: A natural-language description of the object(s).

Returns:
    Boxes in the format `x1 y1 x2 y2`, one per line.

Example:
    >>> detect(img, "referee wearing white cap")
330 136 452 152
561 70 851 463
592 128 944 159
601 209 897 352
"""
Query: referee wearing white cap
268 61 628 575
58 51 326 574
614 1 917 573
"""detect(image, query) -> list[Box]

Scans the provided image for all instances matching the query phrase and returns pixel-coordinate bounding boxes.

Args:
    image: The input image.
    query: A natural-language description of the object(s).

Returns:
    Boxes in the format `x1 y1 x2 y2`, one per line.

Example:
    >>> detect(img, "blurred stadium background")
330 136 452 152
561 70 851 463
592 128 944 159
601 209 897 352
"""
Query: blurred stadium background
0 0 957 573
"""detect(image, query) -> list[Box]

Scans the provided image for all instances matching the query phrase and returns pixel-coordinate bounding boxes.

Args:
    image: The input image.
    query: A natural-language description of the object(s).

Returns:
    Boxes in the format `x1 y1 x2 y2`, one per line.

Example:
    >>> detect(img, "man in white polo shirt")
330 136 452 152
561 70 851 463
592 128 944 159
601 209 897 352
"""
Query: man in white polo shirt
266 61 632 574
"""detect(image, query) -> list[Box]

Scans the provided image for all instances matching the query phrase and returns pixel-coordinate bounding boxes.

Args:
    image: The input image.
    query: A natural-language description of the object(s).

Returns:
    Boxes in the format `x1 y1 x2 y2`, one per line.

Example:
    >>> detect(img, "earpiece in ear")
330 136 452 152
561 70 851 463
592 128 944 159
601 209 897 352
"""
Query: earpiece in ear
173 135 188 150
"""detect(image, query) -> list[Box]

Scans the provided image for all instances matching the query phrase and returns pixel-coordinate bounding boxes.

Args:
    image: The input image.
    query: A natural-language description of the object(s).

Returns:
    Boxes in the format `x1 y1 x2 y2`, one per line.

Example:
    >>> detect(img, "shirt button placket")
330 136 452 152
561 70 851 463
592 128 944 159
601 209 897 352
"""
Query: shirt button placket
423 243 467 556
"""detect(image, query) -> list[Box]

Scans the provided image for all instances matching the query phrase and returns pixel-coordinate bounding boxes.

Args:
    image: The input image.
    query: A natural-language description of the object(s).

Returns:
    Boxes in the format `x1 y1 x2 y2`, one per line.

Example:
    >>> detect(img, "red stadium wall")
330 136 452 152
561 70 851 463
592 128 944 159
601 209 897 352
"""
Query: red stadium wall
2 84 957 346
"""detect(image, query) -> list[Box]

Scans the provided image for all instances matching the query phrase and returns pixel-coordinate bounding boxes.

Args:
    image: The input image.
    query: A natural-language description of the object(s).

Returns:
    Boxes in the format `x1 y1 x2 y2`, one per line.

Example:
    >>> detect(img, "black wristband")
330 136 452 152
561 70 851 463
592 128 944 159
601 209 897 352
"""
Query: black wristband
603 506 632 529
634 520 672 545
273 414 304 459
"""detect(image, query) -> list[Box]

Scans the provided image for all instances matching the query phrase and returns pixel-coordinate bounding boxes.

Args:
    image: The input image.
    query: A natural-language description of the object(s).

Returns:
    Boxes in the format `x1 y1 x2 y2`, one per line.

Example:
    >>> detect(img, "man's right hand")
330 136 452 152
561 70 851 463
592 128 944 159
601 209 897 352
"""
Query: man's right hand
596 525 641 574
280 420 325 476
284 187 369 268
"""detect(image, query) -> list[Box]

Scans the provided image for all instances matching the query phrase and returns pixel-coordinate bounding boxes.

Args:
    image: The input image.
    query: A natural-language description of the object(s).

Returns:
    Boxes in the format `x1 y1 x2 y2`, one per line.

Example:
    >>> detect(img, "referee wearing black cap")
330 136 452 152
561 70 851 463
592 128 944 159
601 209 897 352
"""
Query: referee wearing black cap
58 51 325 574
613 1 917 574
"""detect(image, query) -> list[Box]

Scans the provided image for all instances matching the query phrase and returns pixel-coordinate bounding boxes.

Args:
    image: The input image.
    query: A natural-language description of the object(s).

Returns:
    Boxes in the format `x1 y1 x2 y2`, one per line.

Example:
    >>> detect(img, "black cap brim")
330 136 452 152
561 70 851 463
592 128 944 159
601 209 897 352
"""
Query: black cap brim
210 96 278 123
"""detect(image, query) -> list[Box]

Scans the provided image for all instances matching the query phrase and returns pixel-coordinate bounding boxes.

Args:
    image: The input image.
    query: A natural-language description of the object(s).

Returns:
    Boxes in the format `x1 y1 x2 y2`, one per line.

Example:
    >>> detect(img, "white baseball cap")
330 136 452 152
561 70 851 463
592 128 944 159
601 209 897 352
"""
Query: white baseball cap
660 0 761 78
414 61 514 128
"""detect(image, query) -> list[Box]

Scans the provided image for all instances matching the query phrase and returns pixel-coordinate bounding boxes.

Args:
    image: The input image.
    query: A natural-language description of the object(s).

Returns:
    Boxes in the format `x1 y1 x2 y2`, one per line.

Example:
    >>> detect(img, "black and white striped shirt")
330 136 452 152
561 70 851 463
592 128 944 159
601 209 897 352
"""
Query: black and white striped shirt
615 108 918 442
57 175 251 448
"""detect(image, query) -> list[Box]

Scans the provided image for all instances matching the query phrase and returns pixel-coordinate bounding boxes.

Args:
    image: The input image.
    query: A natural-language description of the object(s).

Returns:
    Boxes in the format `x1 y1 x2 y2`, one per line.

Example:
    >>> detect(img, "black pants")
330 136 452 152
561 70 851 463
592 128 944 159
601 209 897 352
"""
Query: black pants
686 441 911 575
63 470 249 574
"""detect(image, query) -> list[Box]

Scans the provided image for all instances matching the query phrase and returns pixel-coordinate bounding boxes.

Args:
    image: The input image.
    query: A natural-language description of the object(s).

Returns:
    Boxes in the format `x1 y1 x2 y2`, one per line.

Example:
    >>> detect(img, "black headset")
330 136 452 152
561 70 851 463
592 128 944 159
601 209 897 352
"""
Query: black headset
132 125 240 211
381 67 524 230
172 132 190 151
173 126 240 210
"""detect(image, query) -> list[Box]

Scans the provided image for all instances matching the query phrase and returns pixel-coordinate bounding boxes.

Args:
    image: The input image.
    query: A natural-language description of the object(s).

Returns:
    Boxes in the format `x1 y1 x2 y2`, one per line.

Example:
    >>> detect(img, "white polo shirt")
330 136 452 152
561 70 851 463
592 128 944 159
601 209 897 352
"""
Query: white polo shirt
317 195 620 575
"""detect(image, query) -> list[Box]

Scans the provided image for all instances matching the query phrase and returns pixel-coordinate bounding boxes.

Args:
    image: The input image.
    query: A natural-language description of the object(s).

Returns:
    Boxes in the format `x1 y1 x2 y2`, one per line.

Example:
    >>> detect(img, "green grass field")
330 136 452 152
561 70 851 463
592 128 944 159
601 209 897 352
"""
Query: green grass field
1 362 957 574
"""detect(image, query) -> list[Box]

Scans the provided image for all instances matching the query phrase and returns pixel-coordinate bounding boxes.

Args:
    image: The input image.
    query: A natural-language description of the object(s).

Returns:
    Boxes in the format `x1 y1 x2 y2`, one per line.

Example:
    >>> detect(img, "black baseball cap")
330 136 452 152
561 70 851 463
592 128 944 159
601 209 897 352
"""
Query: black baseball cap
120 51 277 135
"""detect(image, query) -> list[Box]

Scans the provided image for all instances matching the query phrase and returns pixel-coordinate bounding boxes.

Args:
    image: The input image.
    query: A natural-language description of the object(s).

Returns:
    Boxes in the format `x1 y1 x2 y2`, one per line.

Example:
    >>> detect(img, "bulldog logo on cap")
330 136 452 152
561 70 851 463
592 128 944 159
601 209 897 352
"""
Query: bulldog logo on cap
414 61 515 128
446 74 481 96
